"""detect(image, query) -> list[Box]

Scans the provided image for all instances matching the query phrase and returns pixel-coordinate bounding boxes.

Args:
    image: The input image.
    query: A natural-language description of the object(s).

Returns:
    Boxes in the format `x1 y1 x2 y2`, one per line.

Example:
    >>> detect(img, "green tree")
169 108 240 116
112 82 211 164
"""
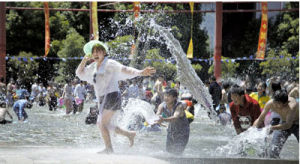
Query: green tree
6 2 87 84
208 56 240 79
55 28 85 83
263 2 299 78
268 2 299 56
259 49 295 78
6 51 39 88
143 49 176 80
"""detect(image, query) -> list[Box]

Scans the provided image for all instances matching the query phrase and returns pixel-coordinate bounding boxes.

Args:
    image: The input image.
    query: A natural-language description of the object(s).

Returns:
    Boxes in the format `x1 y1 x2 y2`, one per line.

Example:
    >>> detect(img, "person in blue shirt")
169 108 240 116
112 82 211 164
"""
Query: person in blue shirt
15 85 30 100
13 98 32 122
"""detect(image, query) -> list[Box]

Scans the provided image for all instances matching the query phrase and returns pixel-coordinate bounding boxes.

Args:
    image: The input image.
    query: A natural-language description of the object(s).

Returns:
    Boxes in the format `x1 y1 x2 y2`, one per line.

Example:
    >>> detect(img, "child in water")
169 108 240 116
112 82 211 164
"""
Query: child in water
85 106 98 124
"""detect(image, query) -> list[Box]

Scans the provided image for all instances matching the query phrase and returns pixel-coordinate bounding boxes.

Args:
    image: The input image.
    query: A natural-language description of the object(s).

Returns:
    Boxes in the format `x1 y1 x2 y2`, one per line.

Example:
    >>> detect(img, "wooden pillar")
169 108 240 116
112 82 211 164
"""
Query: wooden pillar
214 2 223 82
0 2 6 82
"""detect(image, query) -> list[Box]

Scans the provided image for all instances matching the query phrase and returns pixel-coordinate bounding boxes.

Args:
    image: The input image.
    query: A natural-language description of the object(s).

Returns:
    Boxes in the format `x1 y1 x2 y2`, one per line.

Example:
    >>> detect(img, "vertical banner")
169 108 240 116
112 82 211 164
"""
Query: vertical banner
133 2 140 20
256 2 268 59
131 2 140 57
187 2 194 59
44 2 50 57
92 2 99 40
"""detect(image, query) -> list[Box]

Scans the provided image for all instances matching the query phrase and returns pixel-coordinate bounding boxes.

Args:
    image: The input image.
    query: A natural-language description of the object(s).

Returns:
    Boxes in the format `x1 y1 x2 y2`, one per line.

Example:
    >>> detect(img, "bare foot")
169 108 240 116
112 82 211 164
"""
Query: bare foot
128 131 136 147
97 148 114 154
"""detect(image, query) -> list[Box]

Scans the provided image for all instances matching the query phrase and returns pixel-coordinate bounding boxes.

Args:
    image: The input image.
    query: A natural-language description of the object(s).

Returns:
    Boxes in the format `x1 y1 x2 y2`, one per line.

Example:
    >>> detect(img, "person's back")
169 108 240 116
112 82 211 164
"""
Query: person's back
13 99 30 121
209 76 222 110
75 83 86 99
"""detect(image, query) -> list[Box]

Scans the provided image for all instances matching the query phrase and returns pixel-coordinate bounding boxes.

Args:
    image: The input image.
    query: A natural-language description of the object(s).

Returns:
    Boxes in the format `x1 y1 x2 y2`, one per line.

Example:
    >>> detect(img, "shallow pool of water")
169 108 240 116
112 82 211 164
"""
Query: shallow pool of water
0 102 298 160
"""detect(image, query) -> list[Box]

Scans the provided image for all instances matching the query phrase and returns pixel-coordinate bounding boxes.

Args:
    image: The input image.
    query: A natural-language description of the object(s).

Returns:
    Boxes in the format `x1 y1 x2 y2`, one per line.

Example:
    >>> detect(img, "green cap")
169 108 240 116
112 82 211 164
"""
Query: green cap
83 40 109 57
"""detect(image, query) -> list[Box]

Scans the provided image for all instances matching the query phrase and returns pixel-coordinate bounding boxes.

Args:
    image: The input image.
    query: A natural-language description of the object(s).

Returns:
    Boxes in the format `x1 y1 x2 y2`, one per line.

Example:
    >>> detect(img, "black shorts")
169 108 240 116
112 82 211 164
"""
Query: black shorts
99 92 121 111
0 119 12 124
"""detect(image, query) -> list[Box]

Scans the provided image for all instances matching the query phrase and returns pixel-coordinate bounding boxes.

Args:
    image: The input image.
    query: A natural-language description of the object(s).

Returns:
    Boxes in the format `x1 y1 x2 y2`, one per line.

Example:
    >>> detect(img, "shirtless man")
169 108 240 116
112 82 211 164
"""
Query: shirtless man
253 89 299 158
0 102 13 124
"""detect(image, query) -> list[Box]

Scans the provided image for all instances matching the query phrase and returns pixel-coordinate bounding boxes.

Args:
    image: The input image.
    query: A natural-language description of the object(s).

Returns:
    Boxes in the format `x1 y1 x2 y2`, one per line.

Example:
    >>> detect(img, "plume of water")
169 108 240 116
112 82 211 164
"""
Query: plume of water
150 21 218 121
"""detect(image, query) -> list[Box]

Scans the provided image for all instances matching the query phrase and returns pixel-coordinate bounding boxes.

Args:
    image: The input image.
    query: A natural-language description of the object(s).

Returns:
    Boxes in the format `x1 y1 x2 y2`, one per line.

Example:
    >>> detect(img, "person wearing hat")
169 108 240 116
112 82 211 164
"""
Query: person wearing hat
76 40 156 154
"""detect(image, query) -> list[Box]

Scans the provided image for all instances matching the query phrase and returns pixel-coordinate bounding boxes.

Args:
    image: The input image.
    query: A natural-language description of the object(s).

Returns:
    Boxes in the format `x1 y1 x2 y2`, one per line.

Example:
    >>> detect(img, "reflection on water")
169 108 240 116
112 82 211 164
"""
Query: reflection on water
0 103 298 160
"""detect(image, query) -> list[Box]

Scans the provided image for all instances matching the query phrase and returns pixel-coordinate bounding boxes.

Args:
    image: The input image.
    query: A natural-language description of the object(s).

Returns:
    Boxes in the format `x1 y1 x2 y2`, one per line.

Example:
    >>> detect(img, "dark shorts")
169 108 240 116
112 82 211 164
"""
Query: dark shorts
99 92 121 111
0 119 12 124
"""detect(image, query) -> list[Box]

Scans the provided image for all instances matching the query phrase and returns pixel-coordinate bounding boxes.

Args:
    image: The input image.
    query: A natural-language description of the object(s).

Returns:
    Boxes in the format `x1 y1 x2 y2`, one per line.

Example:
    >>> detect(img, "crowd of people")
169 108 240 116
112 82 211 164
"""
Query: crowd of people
0 40 298 158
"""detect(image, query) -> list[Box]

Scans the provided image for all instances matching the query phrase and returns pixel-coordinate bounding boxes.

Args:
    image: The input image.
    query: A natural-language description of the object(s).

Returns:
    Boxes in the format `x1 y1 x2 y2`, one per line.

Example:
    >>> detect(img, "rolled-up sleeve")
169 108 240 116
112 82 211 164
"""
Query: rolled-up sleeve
76 64 94 84
108 60 142 81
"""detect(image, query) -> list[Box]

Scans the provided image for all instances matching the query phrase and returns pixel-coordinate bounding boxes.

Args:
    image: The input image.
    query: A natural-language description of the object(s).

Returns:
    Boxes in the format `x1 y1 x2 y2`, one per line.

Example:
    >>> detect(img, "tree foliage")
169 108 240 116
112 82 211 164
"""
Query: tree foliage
55 28 85 83
208 56 240 79
6 51 39 88
260 50 299 77
262 2 299 78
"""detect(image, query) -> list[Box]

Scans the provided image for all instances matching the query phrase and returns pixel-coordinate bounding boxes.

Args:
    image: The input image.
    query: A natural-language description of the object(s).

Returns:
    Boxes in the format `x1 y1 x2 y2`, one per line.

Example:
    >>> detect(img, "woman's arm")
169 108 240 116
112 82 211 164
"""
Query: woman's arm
76 56 90 75
121 66 156 77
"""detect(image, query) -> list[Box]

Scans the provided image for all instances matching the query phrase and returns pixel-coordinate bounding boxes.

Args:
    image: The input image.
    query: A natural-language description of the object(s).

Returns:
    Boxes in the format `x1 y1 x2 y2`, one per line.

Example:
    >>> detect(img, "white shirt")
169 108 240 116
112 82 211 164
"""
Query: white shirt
74 84 86 100
31 83 39 97
76 58 142 99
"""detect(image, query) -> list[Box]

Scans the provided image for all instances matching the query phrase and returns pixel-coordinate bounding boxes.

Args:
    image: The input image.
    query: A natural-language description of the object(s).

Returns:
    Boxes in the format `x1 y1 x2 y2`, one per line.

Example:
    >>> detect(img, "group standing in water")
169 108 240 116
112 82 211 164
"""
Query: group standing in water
0 39 297 158
74 40 299 157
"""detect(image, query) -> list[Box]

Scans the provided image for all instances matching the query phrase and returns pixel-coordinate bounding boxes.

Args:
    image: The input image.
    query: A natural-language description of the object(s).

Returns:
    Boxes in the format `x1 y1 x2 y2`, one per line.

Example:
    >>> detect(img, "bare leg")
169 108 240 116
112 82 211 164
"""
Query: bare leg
98 109 116 153
115 127 136 147
65 99 72 114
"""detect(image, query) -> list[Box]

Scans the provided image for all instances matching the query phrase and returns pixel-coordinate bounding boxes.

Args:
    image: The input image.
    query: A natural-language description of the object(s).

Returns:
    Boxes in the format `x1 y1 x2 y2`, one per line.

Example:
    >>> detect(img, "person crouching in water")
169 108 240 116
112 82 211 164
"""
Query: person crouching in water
229 85 262 134
13 96 32 122
155 88 190 155
76 40 156 154
253 90 299 158
85 106 98 125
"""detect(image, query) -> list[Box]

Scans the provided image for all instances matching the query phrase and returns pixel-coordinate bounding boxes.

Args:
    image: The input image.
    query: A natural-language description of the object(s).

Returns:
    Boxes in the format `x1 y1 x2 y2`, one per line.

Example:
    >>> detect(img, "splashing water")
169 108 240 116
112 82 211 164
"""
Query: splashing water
215 126 272 158
149 21 217 121
117 98 159 130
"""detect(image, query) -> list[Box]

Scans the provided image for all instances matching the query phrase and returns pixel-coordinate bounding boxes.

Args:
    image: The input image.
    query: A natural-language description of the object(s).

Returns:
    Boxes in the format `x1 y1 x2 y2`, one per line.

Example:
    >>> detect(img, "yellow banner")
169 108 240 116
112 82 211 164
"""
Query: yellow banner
44 2 50 57
187 39 193 59
256 2 268 59
187 2 194 59
189 2 194 13
92 2 99 40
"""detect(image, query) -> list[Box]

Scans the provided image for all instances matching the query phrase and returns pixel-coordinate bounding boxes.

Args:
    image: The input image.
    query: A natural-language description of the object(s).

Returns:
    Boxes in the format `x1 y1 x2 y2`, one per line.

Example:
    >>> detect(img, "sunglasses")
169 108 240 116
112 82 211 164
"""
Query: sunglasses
93 73 97 83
